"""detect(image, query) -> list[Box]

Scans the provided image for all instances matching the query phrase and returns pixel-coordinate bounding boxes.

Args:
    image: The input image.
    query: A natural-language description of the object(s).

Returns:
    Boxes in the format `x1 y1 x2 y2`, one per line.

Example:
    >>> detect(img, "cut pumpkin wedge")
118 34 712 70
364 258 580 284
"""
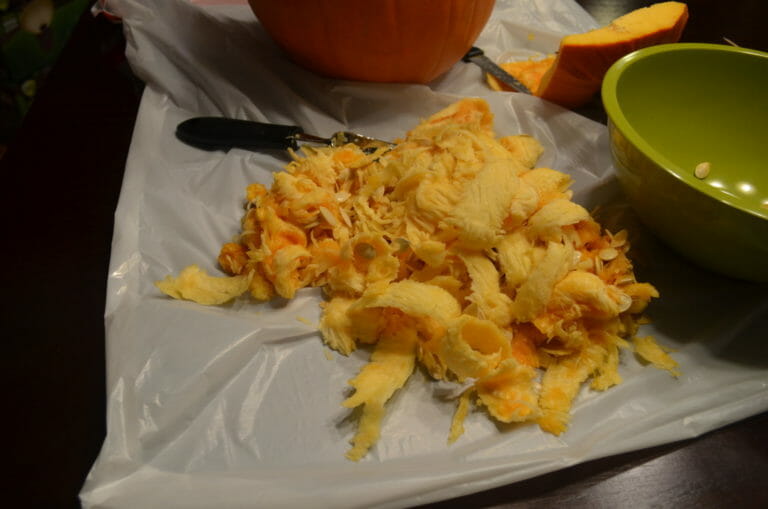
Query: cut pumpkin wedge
488 2 689 108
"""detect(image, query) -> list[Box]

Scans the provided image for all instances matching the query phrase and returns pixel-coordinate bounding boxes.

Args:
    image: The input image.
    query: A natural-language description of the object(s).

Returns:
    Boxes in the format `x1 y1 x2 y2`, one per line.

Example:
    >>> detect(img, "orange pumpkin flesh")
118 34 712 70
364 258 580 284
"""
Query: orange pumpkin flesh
248 0 496 84
489 2 689 108
486 56 556 94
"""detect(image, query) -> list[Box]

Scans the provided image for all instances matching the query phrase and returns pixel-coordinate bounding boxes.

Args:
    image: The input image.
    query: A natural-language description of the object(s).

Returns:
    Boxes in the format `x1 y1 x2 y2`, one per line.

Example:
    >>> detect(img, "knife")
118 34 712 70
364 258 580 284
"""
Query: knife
462 46 532 95
175 117 392 153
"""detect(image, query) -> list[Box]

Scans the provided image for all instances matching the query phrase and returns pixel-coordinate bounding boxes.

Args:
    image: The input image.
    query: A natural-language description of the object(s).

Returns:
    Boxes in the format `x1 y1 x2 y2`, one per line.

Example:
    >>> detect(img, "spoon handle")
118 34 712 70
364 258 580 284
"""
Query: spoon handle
176 117 304 152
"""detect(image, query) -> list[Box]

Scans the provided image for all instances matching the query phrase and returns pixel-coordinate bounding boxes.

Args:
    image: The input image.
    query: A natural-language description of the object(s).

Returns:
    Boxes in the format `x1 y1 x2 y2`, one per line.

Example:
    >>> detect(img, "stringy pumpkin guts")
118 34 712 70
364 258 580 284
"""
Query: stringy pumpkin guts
157 98 674 460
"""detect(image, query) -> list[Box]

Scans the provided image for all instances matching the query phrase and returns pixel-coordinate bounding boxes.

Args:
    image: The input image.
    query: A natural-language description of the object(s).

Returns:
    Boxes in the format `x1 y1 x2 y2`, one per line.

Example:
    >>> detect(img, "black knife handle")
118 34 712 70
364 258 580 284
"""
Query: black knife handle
462 46 484 62
176 117 304 152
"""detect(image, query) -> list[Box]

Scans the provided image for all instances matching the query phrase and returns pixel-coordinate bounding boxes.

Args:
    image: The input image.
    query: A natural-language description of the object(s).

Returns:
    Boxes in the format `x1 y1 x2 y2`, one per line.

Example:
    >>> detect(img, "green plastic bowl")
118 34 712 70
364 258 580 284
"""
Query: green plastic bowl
602 43 768 282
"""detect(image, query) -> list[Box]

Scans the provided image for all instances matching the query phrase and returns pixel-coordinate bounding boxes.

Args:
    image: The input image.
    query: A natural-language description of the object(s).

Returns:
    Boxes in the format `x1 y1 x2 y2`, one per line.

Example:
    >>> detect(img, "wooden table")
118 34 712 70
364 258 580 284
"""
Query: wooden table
3 1 766 507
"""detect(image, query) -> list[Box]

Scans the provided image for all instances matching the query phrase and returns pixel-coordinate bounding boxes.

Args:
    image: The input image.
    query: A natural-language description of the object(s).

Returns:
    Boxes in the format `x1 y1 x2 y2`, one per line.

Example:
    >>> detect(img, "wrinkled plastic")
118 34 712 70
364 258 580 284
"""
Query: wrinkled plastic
80 1 768 507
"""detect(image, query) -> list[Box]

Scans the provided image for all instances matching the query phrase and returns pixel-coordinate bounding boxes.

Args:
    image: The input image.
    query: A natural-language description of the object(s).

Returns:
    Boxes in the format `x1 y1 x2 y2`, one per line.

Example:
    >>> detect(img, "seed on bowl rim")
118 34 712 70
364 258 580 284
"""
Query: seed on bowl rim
694 161 711 179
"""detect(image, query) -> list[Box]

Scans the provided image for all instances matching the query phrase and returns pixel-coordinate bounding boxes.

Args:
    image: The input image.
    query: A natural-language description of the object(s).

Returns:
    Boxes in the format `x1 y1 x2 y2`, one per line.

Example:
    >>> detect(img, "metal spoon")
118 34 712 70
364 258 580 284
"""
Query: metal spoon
176 117 393 154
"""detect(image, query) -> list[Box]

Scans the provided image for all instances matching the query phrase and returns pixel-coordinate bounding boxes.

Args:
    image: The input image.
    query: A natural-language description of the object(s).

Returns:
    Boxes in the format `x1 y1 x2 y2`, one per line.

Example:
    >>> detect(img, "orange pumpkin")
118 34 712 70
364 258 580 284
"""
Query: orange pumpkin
247 0 496 84
488 2 689 108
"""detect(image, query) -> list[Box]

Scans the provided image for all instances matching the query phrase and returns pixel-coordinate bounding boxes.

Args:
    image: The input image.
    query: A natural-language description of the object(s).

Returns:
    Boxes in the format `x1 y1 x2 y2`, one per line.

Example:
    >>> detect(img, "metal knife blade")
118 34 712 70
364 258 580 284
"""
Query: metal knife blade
462 46 532 95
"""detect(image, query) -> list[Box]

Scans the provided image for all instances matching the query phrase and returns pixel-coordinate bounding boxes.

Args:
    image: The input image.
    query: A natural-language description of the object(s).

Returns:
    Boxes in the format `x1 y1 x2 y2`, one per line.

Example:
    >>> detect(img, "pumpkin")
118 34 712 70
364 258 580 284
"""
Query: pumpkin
485 56 555 96
247 0 496 84
487 2 689 108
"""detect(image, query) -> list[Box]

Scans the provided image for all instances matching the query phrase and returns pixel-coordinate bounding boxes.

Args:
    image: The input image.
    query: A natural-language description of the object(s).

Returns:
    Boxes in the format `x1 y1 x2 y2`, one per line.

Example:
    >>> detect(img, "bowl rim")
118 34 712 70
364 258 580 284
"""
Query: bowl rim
601 42 768 222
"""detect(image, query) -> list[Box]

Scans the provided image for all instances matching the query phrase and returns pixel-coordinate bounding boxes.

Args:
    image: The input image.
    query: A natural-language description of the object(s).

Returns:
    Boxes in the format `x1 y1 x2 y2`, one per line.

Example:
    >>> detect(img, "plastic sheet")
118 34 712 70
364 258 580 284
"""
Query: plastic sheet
80 1 768 507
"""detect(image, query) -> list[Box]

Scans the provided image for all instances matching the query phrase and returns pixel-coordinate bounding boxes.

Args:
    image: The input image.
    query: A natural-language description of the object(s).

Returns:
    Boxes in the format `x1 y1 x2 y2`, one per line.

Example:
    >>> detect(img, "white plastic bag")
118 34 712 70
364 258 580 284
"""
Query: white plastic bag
81 1 768 507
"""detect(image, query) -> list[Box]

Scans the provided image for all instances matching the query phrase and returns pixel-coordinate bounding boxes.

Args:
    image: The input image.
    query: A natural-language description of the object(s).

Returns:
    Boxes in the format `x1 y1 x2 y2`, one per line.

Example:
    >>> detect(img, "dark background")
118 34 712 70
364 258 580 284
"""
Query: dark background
3 1 766 507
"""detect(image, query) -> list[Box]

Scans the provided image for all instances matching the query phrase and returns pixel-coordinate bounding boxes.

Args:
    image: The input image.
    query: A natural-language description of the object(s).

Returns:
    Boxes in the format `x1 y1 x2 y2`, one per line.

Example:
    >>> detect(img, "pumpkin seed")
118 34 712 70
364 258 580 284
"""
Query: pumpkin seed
599 247 619 261
577 257 593 271
694 161 711 179
354 242 377 260
610 230 628 248
339 207 352 228
319 206 338 226
616 292 633 313
394 238 410 253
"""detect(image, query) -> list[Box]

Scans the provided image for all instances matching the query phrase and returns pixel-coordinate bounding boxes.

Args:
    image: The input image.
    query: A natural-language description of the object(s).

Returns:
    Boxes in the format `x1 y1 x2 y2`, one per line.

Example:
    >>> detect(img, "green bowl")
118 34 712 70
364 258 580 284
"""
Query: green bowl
602 43 768 282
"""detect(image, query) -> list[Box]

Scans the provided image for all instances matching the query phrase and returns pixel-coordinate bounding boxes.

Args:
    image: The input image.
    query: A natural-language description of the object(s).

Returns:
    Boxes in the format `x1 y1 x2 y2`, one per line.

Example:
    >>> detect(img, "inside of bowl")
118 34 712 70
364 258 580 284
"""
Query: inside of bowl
608 44 768 219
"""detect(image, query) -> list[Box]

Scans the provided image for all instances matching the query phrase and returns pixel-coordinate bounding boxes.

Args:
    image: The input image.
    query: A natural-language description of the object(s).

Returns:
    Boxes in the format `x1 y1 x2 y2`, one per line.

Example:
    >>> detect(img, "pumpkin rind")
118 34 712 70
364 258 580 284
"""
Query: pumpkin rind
248 0 496 84
538 2 689 108
488 2 688 108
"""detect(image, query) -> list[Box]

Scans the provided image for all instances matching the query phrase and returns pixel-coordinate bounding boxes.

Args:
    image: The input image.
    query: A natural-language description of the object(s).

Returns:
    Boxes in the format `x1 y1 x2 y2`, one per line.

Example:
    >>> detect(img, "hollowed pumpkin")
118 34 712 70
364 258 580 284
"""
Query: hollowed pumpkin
247 0 496 84
488 2 689 108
